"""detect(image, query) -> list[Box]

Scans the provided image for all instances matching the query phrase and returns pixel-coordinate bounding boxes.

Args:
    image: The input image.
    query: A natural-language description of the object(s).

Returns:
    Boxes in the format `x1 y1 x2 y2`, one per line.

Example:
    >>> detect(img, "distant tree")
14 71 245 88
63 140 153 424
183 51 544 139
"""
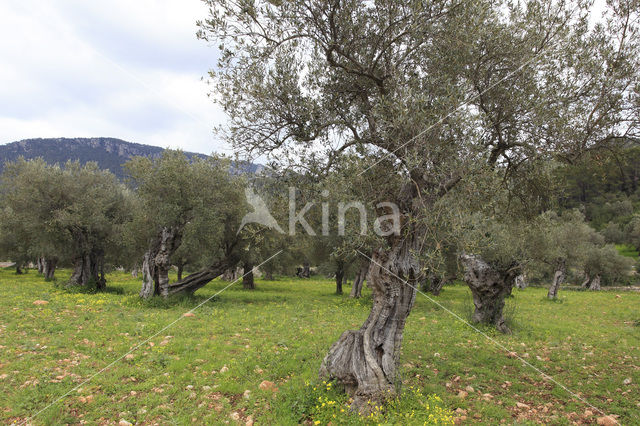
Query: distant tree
0 158 131 288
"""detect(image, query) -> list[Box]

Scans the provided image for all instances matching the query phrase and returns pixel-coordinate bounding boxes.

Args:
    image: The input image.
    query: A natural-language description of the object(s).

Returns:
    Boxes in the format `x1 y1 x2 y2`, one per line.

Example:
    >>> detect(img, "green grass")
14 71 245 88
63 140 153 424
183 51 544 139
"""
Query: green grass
0 268 639 425
616 244 639 260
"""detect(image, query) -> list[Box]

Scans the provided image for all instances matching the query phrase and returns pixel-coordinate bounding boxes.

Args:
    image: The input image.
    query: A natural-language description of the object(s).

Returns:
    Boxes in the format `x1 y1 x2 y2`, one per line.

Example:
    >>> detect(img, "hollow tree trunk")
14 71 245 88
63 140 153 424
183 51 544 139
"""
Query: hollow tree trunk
320 236 419 413
588 274 601 290
166 256 237 295
43 258 57 281
547 260 566 299
460 254 518 333
349 262 369 299
243 261 255 289
335 262 344 294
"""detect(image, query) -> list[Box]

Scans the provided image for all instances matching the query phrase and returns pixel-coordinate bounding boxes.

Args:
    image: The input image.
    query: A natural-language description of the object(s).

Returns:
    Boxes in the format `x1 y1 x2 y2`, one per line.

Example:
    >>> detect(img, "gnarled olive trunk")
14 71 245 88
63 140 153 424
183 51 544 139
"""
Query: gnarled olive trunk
515 274 527 289
140 227 182 299
43 258 57 281
350 262 369 299
547 260 566 299
242 261 255 289
588 274 601 290
69 250 105 290
320 236 418 413
460 254 518 334
37 258 44 274
166 256 236 295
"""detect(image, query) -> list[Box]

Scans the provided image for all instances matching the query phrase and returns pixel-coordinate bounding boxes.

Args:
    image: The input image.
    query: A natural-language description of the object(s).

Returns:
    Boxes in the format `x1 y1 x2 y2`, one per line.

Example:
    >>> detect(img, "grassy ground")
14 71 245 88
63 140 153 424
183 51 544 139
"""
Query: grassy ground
0 268 638 425
616 244 639 260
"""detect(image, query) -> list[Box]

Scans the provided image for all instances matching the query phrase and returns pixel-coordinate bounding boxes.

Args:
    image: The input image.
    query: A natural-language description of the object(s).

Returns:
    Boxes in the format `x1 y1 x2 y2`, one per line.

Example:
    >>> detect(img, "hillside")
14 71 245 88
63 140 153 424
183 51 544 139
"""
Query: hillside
0 138 259 179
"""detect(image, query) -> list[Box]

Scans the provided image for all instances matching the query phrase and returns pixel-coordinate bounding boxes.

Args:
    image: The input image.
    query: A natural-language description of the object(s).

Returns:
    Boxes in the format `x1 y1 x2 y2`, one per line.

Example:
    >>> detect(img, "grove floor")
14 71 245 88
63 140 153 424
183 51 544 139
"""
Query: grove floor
0 268 638 425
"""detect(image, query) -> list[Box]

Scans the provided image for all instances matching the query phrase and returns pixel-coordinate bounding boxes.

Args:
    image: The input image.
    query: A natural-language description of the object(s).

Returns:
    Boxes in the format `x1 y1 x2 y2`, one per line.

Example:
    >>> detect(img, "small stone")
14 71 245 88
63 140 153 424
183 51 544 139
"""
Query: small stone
465 385 474 393
229 412 240 421
597 416 617 426
118 420 132 426
507 351 517 358
623 377 632 385
455 408 467 415
124 354 134 360
245 415 254 426
516 402 530 409
243 390 251 399
33 300 49 305
219 365 229 373
259 380 278 392
584 409 593 416
183 312 196 317
457 390 468 399
202 385 211 391
186 385 194 390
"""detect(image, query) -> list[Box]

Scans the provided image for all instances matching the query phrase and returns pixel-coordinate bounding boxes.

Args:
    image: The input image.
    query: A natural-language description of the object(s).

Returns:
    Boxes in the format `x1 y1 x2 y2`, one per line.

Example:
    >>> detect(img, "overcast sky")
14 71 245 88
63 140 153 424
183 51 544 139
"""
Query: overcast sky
0 0 228 155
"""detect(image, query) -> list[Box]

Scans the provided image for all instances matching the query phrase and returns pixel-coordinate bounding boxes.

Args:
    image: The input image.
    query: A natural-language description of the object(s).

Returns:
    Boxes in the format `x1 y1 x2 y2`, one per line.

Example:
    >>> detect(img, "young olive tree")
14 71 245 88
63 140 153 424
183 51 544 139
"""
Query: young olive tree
199 0 640 409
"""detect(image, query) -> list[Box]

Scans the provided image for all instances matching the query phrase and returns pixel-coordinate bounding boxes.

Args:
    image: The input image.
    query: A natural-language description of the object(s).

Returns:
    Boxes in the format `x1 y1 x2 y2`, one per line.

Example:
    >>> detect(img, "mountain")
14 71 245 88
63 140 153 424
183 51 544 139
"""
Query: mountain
0 137 260 179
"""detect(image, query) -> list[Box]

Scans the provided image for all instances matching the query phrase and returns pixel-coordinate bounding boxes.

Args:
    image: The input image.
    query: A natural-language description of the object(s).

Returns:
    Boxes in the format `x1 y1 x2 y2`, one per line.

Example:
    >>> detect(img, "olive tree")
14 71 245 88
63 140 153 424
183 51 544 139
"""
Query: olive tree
126 151 248 298
199 0 640 410
0 159 131 288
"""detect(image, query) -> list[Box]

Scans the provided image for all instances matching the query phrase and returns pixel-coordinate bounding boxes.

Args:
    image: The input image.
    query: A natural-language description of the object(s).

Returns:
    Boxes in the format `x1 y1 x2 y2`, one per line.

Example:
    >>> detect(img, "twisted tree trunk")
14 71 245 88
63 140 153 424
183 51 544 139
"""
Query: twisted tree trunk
166 256 236 295
320 235 418 413
349 261 369 299
460 254 518 333
140 227 182 299
547 260 566 299
43 258 57 281
515 274 527 289
69 249 104 289
588 274 601 290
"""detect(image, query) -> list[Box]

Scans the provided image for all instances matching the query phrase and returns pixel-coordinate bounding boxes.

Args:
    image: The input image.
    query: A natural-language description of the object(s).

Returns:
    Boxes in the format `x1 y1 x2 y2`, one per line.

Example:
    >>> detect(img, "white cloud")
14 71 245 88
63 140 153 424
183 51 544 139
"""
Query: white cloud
0 0 229 155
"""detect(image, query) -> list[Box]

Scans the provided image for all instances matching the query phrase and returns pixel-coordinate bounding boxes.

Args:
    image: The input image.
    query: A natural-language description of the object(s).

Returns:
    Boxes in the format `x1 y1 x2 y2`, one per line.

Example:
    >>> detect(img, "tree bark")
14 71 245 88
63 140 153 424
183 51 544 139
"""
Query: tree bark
302 262 310 278
460 254 518 333
177 262 184 281
243 261 255 289
515 274 527 289
581 273 590 288
166 257 236 295
140 227 182 299
588 274 601 290
15 264 23 274
69 249 104 289
547 260 566 299
320 236 419 413
43 258 57 281
428 273 445 296
335 262 344 294
349 262 369 299
37 258 44 274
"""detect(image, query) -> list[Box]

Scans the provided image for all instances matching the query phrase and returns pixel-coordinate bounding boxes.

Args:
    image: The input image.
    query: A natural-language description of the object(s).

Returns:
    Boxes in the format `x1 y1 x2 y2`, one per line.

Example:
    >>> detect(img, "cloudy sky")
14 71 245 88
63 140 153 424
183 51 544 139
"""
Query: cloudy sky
0 0 228 155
